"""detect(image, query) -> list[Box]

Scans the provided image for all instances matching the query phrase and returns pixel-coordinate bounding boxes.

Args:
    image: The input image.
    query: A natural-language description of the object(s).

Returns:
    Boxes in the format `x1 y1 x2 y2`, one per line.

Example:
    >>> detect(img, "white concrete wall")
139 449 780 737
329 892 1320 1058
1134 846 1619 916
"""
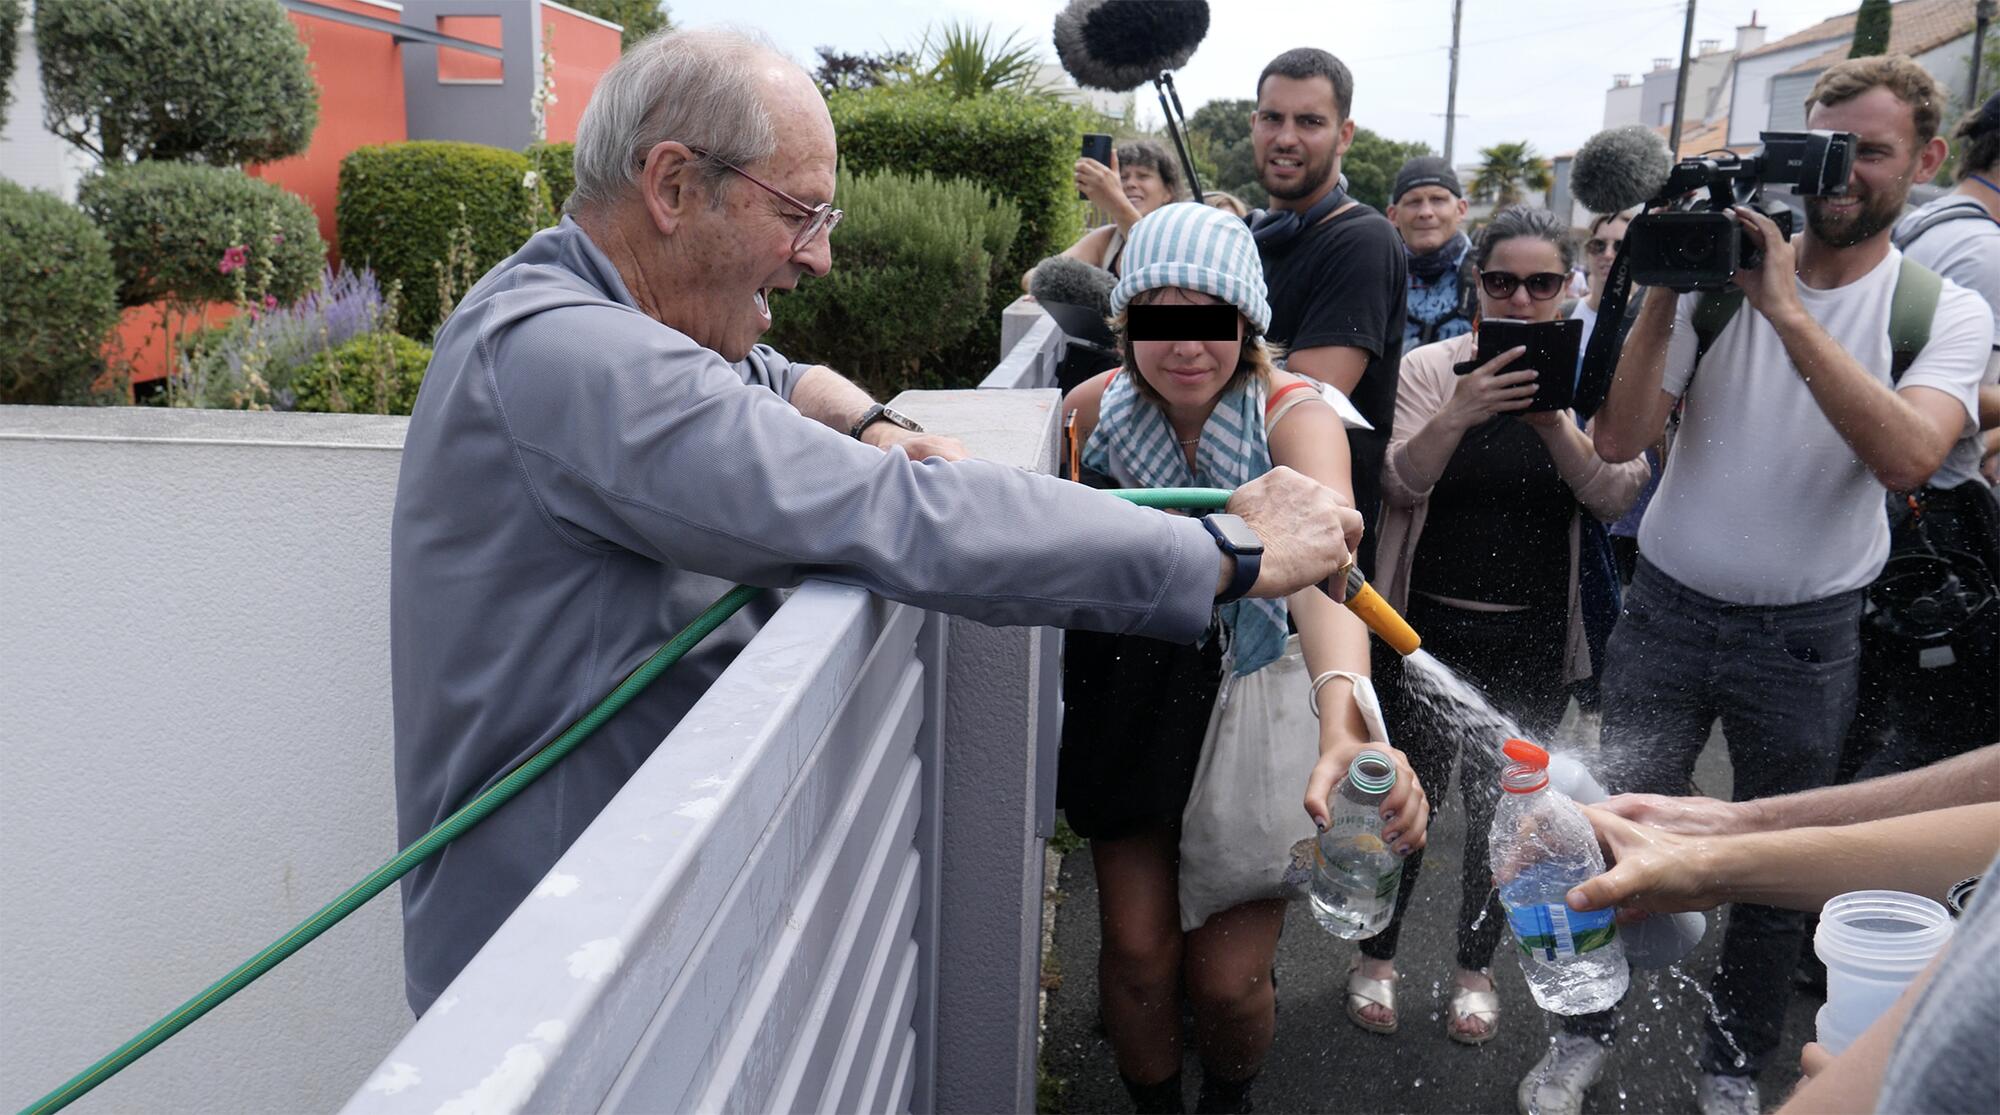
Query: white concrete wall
1 406 414 1114
1728 39 1841 146
0 5 97 201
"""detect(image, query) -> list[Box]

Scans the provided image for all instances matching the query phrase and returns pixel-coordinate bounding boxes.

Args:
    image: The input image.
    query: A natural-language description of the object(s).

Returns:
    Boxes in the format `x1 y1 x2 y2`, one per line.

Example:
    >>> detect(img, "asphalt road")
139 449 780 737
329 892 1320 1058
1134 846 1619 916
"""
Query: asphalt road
1039 722 1820 1115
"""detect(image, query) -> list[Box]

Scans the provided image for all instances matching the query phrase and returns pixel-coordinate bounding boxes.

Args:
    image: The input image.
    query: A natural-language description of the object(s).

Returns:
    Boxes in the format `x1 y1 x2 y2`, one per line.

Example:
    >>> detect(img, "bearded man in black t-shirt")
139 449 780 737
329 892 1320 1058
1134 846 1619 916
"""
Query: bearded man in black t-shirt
1249 47 1408 576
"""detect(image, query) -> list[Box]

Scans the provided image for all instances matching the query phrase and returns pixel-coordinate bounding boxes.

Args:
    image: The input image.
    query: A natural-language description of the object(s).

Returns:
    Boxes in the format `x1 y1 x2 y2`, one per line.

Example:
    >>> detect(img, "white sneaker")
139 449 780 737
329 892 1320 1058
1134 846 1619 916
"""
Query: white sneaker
1517 1033 1610 1115
1698 1073 1760 1115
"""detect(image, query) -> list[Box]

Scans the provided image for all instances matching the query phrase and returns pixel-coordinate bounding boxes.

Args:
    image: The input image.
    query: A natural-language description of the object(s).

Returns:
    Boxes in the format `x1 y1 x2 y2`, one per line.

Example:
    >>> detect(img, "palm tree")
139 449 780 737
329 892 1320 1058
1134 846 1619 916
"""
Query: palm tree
1471 142 1554 207
908 21 1050 100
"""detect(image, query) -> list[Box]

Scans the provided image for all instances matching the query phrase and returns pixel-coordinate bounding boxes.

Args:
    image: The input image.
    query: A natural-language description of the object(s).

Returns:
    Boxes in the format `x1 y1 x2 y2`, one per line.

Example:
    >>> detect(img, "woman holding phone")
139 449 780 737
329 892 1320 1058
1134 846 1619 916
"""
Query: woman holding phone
1345 205 1650 1046
1021 138 1184 291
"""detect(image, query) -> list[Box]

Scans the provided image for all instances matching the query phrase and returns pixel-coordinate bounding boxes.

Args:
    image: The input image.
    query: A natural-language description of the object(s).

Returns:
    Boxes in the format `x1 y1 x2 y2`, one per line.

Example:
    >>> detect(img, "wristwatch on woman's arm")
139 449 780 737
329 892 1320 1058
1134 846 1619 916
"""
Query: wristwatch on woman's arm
1202 514 1263 603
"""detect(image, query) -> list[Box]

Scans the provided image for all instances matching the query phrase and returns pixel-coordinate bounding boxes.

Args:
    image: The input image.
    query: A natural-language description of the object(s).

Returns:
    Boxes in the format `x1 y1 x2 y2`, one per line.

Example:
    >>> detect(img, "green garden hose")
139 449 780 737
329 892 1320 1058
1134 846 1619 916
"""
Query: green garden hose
21 490 1236 1115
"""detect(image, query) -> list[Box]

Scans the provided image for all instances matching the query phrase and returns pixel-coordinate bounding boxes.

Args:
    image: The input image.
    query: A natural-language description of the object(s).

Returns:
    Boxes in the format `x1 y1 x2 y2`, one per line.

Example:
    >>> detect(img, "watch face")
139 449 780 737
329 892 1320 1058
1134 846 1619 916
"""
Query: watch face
1206 514 1264 555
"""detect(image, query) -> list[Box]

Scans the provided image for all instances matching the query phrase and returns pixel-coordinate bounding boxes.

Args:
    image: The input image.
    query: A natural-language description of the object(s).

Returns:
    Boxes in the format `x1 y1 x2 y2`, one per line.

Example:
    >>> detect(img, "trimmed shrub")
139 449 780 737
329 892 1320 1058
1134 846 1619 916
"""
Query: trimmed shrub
290 331 431 415
33 0 317 165
337 141 553 341
829 88 1090 372
763 167 1019 395
0 0 22 125
78 162 325 308
0 181 120 404
526 140 577 215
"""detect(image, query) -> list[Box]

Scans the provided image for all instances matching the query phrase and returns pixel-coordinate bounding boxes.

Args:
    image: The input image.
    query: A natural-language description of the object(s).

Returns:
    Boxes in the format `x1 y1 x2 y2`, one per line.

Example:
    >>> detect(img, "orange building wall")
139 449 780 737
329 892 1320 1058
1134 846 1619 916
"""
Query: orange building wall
540 3 623 143
249 0 410 265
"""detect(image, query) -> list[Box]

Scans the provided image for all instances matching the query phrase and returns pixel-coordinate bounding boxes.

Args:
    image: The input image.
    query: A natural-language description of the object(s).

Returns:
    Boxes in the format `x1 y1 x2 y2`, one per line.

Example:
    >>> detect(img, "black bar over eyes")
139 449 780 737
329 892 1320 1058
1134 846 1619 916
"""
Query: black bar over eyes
1126 304 1238 342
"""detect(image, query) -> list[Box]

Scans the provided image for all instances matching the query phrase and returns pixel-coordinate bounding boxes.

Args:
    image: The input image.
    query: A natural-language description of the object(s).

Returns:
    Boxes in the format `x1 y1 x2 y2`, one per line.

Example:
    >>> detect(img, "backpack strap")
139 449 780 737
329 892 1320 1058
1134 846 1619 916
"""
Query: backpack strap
1690 287 1745 372
1887 255 1941 384
1891 200 2000 251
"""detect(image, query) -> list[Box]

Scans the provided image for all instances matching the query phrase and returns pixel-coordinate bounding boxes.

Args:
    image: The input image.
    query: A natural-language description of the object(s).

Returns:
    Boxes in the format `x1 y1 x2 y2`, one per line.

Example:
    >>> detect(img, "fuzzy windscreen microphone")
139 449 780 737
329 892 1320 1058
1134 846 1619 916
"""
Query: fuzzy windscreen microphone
1030 256 1118 348
1052 0 1210 92
1569 125 1676 215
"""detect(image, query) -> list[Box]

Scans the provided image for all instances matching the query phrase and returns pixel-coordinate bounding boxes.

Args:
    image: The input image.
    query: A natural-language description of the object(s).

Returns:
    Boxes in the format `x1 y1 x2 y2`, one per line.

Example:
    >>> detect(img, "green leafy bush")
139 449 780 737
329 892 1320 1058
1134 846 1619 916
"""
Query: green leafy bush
763 167 1018 394
0 0 23 125
77 162 325 308
33 0 317 165
0 181 121 404
290 331 432 415
526 140 577 214
830 87 1088 367
337 141 553 341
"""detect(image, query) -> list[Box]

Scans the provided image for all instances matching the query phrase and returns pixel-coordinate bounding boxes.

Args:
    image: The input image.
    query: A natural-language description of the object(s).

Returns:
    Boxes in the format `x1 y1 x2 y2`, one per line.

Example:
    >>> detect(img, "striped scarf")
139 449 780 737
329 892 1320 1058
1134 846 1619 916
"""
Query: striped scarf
1082 373 1287 676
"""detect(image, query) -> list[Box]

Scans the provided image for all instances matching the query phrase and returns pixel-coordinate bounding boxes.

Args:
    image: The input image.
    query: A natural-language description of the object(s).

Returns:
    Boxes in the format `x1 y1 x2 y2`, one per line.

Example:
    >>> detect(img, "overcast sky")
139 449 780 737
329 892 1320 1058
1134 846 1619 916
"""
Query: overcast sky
663 0 1864 162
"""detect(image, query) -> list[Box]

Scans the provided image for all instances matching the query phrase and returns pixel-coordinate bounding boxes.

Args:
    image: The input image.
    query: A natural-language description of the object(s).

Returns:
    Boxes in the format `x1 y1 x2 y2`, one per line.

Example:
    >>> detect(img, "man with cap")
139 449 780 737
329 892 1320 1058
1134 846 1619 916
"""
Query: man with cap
1386 155 1475 353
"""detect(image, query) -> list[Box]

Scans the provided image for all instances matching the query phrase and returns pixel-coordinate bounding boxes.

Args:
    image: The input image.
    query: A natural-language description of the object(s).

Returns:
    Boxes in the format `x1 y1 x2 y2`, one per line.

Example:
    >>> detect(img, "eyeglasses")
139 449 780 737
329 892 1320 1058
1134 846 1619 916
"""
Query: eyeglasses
681 145 843 253
1585 237 1623 257
1479 270 1568 301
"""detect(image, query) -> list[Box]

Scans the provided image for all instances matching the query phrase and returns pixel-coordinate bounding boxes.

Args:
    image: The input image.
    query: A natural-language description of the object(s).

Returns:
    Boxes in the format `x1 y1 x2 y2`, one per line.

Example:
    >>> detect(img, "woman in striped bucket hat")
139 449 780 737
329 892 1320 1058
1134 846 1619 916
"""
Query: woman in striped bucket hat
1056 201 1426 1114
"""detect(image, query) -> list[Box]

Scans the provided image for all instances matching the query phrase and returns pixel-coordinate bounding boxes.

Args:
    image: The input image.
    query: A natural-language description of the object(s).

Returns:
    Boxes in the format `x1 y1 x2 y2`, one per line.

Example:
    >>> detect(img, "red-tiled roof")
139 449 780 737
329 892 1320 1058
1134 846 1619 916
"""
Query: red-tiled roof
1738 0 1977 67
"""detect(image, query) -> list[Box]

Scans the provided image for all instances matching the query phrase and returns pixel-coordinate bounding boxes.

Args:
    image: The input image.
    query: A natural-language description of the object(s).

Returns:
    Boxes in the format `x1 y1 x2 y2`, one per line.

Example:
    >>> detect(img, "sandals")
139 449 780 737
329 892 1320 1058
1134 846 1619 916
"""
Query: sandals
1447 974 1502 1046
1344 960 1399 1034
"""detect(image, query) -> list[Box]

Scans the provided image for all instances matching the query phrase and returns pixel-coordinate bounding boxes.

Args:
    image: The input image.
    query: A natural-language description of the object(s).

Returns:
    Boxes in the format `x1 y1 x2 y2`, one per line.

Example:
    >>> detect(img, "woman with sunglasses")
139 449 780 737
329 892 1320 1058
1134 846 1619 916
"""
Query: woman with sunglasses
1343 205 1650 1046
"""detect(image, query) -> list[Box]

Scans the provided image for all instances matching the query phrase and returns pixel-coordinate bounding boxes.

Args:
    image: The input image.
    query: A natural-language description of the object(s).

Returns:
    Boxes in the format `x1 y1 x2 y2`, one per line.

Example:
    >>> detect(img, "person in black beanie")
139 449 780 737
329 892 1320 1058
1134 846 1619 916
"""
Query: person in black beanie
1386 155 1475 353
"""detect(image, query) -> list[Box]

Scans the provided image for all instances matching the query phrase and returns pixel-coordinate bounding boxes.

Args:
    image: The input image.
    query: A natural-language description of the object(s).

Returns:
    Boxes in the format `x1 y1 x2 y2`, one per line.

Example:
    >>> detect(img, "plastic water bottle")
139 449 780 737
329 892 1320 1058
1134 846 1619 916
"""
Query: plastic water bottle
1545 750 1707 969
1489 738 1629 1014
1310 749 1403 940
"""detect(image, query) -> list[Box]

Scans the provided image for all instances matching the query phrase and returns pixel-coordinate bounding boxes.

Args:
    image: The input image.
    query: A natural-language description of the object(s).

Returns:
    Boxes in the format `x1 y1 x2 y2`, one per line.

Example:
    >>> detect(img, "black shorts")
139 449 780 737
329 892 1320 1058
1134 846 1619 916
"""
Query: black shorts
1056 627 1224 841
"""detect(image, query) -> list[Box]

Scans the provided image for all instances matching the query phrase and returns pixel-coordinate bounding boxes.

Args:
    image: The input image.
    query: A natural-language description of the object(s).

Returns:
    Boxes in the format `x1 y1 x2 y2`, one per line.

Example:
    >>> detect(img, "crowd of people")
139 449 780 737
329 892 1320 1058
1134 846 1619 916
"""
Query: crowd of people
385 23 2000 1115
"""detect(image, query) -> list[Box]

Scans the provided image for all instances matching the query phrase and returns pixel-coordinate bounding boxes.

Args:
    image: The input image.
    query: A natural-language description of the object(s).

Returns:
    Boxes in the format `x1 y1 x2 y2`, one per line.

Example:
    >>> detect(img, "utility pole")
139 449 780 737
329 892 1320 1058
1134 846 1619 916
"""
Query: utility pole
1972 0 1995 107
1669 0 1698 155
1444 0 1464 164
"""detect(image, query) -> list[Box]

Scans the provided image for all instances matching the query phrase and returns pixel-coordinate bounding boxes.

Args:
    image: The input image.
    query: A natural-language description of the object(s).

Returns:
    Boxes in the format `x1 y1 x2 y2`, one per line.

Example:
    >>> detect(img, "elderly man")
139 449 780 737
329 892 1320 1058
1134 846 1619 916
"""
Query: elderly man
390 28 1366 1015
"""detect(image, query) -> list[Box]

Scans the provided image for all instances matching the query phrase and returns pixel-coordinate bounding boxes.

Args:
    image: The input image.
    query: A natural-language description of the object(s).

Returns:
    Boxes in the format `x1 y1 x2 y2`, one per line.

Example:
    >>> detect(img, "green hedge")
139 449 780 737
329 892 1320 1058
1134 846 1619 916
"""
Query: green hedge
763 167 1018 394
290 331 431 415
33 0 316 165
77 162 325 309
829 88 1088 368
526 140 577 215
338 141 553 341
0 181 120 404
0 0 22 125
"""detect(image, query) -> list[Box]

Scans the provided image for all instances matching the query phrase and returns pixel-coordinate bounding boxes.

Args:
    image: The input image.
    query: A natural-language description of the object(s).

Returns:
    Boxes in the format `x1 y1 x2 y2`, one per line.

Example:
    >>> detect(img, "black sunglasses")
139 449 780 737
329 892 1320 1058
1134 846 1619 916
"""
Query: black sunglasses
1479 270 1568 301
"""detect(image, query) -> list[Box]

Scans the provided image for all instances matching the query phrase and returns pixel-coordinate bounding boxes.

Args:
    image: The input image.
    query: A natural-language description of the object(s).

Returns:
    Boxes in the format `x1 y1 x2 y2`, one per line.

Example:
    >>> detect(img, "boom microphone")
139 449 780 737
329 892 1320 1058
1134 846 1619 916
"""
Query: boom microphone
1569 124 1675 216
1052 0 1210 92
1030 256 1117 349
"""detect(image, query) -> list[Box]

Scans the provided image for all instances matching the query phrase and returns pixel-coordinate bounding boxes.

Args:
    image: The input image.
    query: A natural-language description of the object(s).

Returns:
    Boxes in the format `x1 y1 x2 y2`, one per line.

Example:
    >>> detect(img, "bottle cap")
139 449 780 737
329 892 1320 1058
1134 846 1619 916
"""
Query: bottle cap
1501 738 1549 768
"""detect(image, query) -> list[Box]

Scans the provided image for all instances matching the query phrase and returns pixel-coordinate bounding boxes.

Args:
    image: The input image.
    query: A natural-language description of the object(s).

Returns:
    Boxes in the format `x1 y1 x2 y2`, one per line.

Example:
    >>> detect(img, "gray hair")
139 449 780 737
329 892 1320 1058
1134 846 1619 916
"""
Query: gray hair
1475 205 1577 272
567 28 783 215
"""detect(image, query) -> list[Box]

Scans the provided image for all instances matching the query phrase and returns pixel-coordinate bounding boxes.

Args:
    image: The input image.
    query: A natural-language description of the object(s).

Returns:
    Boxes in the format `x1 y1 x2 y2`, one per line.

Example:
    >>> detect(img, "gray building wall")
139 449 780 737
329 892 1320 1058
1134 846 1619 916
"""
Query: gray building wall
399 0 543 151
1729 40 1843 145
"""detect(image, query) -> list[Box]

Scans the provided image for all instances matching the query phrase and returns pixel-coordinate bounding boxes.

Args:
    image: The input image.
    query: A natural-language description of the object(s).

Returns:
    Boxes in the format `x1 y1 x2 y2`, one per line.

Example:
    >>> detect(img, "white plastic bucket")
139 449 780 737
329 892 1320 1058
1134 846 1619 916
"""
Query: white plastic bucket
1813 890 1954 1053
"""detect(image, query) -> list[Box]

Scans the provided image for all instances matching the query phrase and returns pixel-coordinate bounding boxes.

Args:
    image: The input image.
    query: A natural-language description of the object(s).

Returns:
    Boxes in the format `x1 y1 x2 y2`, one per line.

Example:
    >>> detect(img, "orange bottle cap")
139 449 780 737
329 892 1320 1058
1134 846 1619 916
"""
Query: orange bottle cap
1501 738 1549 768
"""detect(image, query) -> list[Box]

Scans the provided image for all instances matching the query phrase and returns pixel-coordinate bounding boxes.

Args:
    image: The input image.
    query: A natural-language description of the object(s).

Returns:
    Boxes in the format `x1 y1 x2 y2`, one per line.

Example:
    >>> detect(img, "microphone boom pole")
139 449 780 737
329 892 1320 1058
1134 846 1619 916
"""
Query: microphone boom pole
1154 71 1204 201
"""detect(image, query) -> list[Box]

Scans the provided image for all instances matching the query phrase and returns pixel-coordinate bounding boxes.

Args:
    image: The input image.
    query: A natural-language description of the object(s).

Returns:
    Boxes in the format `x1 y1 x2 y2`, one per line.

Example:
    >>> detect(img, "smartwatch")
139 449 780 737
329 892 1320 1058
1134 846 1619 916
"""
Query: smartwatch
1202 514 1263 603
850 404 924 441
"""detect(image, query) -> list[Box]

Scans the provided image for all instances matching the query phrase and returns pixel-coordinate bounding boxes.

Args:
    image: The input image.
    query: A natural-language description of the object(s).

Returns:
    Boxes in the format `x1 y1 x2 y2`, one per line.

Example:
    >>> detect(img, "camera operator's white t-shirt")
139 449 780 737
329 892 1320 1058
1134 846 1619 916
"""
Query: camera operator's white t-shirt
1640 248 1992 605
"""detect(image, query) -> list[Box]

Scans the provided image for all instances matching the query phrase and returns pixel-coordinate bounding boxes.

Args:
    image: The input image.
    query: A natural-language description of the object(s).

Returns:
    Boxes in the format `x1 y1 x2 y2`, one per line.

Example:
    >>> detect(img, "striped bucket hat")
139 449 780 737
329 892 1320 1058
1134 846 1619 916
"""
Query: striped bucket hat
1110 201 1271 335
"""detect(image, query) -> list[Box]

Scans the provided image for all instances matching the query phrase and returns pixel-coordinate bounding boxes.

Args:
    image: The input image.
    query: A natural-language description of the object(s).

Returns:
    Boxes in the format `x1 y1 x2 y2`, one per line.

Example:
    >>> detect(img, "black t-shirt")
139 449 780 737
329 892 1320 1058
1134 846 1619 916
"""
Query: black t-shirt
1260 203 1408 575
1408 416 1574 609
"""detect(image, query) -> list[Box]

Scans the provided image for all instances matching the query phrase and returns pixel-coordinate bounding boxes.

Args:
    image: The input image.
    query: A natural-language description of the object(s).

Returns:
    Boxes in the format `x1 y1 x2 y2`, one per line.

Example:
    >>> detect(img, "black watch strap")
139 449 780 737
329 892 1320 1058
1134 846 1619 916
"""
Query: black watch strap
1203 514 1263 604
850 404 923 440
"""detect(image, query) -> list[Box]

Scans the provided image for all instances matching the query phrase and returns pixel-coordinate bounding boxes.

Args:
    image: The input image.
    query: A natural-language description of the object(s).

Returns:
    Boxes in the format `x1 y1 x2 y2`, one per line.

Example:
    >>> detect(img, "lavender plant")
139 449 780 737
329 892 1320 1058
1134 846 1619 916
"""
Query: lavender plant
178 263 389 409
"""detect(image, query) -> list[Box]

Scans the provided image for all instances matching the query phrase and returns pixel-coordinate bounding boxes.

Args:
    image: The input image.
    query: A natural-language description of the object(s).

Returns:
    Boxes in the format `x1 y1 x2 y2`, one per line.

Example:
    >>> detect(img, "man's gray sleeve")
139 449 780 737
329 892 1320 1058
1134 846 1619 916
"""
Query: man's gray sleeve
734 343 804 399
488 305 1221 641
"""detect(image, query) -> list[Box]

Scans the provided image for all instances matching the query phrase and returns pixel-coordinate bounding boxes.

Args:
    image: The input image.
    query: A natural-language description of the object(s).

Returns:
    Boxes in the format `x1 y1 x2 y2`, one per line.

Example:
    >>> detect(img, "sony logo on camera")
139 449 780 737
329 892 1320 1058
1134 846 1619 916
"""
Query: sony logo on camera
1624 130 1859 292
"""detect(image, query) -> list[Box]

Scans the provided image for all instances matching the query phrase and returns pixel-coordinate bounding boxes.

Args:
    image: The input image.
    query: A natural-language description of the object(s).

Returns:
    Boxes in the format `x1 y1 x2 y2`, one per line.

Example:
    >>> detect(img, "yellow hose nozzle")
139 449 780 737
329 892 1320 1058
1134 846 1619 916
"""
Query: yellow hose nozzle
1331 565 1422 656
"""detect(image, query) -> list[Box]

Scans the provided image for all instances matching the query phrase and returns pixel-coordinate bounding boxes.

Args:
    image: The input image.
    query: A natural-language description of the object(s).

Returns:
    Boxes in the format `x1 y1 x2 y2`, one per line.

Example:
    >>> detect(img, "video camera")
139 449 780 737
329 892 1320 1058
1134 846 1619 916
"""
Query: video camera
1623 130 1857 292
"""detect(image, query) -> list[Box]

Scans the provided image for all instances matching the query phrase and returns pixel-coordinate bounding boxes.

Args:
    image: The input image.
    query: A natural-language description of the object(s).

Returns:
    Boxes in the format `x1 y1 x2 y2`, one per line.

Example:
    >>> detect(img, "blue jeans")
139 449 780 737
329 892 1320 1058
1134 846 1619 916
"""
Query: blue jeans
1568 556 1863 1077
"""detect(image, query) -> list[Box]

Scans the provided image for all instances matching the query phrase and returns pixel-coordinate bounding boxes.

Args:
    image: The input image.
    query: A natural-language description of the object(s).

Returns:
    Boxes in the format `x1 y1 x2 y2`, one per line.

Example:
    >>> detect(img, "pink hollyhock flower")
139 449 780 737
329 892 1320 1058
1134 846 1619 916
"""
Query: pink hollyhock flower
218 245 249 275
262 294 278 311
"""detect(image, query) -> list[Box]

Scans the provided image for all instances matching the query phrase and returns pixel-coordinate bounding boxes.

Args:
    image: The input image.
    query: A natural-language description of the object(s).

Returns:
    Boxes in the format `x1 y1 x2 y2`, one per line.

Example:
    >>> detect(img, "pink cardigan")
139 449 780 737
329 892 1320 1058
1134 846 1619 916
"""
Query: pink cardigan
1374 333 1652 682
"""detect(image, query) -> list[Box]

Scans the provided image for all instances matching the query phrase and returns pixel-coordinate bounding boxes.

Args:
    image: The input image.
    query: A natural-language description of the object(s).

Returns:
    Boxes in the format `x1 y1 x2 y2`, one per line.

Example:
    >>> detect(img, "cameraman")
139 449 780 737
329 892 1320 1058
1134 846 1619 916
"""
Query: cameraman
1532 56 1993 1115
